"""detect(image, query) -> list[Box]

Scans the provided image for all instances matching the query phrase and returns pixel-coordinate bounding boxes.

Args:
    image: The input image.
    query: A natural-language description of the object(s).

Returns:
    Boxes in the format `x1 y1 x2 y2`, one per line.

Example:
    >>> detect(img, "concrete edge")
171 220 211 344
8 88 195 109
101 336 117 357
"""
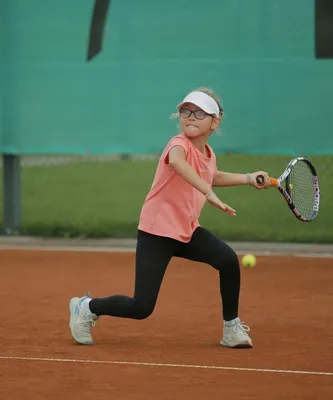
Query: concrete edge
0 236 332 257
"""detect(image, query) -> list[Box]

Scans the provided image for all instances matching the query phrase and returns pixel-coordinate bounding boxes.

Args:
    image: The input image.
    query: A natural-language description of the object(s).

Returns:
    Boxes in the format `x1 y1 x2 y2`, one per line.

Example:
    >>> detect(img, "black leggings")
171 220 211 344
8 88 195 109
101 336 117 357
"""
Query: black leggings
89 227 240 321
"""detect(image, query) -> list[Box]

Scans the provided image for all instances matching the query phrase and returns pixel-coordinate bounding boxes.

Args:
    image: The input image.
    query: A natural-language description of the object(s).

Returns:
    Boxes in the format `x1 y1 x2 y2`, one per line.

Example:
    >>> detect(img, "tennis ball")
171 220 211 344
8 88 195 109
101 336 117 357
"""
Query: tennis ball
241 254 256 268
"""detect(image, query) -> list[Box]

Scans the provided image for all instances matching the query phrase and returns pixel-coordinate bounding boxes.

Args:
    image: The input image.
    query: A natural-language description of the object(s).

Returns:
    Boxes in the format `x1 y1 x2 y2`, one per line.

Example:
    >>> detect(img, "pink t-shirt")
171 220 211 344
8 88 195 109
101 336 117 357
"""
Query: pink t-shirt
138 133 218 242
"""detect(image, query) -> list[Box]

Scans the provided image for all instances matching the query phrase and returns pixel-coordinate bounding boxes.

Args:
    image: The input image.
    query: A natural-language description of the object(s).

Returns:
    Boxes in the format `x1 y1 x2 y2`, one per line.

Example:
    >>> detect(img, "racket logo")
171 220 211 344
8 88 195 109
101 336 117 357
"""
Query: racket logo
257 175 265 185
313 176 320 212
279 167 291 182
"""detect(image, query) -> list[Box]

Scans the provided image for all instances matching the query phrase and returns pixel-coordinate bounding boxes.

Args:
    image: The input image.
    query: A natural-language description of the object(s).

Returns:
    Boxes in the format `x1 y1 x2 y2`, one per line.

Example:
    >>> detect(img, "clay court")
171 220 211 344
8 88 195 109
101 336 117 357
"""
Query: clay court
0 248 332 399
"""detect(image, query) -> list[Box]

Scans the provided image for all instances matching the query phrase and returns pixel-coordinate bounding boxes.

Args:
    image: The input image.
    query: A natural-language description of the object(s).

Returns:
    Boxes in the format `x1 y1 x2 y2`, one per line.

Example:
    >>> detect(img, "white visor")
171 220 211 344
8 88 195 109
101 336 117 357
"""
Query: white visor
176 91 220 116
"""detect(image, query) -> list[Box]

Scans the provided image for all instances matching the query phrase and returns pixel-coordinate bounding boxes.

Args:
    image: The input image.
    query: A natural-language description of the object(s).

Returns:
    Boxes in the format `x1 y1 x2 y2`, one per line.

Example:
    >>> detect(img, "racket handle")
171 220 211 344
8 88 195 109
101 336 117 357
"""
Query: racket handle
256 175 279 187
269 177 279 187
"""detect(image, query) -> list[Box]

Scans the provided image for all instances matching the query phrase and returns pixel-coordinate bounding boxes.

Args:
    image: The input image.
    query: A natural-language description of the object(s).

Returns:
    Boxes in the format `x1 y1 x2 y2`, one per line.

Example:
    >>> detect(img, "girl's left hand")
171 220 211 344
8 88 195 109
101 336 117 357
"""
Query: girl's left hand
249 171 271 189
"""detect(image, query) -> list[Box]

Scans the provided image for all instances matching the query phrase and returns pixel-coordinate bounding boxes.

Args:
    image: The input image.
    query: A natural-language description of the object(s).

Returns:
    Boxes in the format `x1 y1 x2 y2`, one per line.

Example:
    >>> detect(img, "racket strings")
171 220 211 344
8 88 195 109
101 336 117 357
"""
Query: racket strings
289 161 316 219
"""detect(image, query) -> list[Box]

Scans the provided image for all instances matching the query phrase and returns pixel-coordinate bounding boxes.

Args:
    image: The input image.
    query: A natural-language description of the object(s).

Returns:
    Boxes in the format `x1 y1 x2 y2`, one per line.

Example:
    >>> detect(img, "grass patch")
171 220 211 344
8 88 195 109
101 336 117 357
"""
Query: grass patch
0 155 332 242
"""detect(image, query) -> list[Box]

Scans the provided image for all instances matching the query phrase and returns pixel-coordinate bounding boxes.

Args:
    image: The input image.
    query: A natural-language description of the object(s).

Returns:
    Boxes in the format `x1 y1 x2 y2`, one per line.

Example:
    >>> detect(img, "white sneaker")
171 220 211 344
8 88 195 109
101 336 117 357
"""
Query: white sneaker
220 318 253 348
69 292 98 345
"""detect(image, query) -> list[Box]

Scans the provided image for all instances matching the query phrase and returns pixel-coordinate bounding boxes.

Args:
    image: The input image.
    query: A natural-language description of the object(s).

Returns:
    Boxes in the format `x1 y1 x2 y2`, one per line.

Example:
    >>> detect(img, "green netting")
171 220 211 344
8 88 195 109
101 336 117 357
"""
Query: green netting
1 0 332 156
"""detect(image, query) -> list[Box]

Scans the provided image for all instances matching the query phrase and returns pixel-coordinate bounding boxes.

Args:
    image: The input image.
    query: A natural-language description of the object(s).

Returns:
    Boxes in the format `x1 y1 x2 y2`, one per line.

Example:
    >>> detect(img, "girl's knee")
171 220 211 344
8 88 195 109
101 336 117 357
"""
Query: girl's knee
229 248 240 266
215 248 239 272
133 301 155 320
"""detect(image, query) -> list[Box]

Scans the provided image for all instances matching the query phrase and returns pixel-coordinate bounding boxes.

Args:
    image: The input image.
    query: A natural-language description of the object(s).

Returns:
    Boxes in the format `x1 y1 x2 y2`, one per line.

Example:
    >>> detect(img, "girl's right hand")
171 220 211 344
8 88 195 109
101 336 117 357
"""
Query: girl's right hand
206 192 236 216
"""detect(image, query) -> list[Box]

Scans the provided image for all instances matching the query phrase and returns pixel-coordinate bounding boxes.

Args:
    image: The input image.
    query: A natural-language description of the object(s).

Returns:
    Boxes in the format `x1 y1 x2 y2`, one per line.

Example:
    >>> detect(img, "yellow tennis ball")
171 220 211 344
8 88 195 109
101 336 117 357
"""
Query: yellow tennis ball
241 254 256 268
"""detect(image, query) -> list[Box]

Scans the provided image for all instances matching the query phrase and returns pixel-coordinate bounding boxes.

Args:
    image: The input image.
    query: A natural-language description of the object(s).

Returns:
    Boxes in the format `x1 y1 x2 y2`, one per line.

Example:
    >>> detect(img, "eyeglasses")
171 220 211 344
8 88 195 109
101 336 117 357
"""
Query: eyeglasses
179 108 210 120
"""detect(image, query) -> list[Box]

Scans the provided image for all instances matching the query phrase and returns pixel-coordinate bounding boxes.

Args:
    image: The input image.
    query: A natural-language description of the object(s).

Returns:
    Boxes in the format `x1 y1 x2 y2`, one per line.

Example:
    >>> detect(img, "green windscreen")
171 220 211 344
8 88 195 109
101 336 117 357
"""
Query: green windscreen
1 0 332 155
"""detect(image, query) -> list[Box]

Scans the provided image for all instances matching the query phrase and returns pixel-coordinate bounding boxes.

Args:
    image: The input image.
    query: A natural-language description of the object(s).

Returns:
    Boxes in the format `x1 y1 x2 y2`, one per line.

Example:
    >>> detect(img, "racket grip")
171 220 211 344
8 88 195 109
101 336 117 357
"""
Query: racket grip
269 177 279 187
255 175 279 187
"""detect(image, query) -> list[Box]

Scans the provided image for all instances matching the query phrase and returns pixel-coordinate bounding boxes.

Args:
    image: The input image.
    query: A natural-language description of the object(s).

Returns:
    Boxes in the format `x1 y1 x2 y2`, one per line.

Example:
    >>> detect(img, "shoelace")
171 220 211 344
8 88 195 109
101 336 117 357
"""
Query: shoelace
231 322 250 334
79 309 98 333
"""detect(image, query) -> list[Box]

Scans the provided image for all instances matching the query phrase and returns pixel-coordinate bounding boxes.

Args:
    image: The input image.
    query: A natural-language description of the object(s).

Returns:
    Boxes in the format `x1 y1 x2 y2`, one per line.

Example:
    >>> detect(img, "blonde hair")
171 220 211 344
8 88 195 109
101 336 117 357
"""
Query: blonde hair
170 87 224 135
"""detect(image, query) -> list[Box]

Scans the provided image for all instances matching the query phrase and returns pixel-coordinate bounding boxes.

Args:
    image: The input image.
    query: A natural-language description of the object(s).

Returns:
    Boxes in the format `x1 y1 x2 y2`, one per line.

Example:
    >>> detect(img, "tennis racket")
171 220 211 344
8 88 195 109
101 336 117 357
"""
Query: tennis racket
256 157 320 222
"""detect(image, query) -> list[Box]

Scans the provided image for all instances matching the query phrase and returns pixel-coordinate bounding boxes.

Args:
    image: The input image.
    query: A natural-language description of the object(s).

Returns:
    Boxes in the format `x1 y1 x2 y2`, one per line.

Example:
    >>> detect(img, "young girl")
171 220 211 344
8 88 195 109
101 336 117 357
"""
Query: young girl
69 87 270 348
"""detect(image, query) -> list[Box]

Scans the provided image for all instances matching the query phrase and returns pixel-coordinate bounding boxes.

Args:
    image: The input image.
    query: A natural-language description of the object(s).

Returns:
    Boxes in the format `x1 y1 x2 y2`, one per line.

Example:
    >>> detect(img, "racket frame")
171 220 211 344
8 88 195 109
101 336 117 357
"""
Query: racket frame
269 157 320 222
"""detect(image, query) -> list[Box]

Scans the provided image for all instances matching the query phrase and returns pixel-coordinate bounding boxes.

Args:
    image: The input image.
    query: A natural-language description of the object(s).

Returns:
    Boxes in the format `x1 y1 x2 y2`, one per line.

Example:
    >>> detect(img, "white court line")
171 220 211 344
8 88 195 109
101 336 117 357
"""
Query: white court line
1 245 333 258
0 356 332 376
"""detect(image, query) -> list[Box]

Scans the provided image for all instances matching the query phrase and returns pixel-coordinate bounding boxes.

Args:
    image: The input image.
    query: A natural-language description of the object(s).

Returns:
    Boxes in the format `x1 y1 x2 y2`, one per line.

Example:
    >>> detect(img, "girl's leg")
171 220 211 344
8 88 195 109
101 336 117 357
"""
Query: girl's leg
89 231 179 319
69 231 180 344
175 227 240 321
175 227 252 348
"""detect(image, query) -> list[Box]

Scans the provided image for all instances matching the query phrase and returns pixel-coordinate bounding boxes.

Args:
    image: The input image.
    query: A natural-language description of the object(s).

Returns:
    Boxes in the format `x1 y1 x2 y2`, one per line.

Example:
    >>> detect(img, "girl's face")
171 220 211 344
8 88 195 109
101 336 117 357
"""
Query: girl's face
179 103 221 138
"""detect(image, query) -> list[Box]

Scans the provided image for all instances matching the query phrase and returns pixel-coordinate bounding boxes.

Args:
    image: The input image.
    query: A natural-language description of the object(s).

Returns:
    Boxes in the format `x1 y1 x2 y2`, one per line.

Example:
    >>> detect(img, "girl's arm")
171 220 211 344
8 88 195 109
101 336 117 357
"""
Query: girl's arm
213 171 271 189
168 146 211 195
212 171 248 187
168 146 236 216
